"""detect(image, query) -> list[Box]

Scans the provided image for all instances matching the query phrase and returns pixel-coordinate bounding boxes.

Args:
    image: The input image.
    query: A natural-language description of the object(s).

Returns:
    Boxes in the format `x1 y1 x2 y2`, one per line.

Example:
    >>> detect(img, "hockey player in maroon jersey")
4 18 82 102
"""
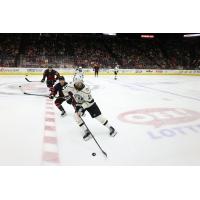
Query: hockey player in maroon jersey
41 66 60 88
49 76 72 117
93 63 100 77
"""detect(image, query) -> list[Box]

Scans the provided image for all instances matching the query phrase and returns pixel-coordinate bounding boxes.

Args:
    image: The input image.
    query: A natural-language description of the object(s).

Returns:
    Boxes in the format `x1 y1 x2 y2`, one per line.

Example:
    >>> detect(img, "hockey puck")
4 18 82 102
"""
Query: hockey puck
92 153 96 156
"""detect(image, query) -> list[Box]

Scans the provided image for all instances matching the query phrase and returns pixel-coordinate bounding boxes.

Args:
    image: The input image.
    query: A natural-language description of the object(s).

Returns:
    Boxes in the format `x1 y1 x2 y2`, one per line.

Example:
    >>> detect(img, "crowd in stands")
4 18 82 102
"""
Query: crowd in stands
0 33 200 69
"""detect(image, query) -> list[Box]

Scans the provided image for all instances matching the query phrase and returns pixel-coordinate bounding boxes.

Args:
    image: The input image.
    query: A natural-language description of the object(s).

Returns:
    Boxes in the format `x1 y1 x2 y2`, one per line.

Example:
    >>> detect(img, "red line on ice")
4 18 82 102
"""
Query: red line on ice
43 152 59 163
45 117 55 122
45 111 55 115
42 99 60 164
44 125 56 131
44 136 57 144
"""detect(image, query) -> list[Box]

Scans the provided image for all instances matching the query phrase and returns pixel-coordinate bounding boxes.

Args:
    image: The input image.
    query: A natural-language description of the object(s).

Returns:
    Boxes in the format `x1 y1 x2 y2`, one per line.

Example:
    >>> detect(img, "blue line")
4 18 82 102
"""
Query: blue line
105 78 200 102
133 83 200 102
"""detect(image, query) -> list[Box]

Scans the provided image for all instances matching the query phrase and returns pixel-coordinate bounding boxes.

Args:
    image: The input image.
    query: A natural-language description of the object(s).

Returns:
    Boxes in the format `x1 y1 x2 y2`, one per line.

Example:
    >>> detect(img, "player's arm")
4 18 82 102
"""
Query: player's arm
49 84 58 99
81 71 84 77
74 89 94 116
62 84 75 106
41 70 47 82
74 69 78 75
55 71 60 80
81 88 94 109
62 84 73 98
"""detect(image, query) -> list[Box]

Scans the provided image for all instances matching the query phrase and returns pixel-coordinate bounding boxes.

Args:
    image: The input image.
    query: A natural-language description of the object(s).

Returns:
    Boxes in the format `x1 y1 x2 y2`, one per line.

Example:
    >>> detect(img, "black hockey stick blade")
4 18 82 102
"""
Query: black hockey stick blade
25 77 31 82
19 86 48 97
25 77 41 83
90 134 108 158
19 87 65 99
23 92 49 97
102 150 108 158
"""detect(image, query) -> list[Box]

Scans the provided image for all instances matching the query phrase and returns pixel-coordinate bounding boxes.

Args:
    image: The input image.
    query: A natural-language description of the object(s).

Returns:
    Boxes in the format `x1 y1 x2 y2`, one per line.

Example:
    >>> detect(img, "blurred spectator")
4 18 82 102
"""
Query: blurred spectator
0 33 200 69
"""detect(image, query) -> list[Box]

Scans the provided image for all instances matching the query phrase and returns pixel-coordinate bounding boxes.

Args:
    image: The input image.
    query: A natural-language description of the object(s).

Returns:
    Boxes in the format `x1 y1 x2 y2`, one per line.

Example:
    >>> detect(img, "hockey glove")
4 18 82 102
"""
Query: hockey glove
65 95 72 104
49 94 54 99
75 106 86 117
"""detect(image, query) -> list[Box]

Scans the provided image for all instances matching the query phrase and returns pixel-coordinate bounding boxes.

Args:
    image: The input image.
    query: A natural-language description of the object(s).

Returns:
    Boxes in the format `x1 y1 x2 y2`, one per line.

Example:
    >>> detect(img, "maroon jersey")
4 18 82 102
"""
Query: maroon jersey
51 82 68 97
94 66 99 72
42 69 60 81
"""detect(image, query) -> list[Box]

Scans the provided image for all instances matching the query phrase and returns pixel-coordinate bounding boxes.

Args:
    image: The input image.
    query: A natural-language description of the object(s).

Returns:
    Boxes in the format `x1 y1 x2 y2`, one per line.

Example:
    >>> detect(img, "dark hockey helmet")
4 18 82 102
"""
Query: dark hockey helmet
59 76 65 81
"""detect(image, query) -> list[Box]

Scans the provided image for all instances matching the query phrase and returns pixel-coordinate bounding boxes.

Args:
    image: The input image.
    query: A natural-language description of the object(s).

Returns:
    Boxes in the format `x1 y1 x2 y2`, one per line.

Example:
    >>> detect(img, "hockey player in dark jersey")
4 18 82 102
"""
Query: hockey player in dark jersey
49 76 72 117
93 64 99 77
41 66 60 88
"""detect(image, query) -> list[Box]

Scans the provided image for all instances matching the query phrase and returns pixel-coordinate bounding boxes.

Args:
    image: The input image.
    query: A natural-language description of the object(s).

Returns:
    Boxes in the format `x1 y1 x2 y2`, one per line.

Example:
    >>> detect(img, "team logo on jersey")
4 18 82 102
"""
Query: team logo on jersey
63 85 68 90
118 108 200 128
74 94 84 103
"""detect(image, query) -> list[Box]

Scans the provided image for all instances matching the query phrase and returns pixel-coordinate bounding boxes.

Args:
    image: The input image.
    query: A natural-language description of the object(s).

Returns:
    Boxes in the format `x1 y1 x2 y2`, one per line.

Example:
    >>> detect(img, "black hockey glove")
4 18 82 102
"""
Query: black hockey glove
65 96 72 104
49 94 54 99
75 106 86 117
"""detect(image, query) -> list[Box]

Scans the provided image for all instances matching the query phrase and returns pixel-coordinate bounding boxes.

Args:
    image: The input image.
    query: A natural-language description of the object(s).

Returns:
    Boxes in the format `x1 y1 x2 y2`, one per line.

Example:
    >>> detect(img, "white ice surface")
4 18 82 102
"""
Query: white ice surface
1 75 200 165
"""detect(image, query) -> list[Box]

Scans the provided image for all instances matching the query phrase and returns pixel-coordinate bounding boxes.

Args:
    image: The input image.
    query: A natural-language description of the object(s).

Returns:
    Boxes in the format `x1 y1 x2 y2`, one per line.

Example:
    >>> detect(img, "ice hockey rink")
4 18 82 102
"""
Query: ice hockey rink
1 74 200 165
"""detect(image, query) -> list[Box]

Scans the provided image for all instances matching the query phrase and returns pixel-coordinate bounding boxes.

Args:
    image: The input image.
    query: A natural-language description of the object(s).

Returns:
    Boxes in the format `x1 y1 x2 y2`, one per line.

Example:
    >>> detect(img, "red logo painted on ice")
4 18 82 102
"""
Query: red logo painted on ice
118 108 200 128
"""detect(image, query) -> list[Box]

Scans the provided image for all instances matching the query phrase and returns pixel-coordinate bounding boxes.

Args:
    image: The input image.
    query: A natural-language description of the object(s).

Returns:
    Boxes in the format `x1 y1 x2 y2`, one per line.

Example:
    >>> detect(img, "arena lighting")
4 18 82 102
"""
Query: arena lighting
141 34 155 38
103 33 116 36
184 34 200 38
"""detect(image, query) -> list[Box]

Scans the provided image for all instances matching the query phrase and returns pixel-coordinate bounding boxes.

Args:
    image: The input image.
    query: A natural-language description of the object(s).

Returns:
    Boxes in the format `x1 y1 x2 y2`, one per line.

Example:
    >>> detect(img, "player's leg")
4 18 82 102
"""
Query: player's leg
73 74 76 82
47 80 55 91
114 71 117 80
81 75 84 82
87 103 117 137
47 80 55 87
74 113 92 141
55 98 66 116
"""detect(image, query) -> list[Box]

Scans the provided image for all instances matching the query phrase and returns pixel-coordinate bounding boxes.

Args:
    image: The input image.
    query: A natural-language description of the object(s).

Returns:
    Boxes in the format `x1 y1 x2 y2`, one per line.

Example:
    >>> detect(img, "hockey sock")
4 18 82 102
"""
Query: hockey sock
74 114 87 131
57 105 65 112
95 115 111 129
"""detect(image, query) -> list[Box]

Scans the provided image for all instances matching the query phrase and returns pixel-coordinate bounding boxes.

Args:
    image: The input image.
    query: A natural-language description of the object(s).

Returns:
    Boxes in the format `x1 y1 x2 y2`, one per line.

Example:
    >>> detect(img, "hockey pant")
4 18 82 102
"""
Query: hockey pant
74 103 111 132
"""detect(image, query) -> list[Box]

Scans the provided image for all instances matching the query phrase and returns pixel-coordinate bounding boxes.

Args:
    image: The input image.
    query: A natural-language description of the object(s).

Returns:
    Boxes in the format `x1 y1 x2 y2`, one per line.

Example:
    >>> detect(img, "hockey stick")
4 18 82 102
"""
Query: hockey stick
19 86 66 99
79 114 108 158
19 86 49 97
25 77 41 83
69 92 108 158
24 92 49 97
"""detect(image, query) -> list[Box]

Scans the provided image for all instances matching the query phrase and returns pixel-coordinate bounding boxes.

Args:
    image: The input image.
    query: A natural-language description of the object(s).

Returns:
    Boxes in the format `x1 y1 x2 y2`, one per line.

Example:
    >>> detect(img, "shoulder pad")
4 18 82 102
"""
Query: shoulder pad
66 82 74 89
68 82 74 86
82 86 91 94
54 83 59 87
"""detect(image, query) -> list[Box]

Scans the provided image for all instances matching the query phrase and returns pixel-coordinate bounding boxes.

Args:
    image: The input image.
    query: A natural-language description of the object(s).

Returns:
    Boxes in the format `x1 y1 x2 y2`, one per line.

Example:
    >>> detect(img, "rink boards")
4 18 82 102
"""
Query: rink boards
0 67 200 76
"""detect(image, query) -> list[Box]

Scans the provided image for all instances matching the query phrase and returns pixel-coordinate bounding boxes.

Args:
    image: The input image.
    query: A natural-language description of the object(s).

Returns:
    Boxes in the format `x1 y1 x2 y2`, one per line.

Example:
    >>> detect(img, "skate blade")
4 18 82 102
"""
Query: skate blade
110 131 117 137
61 113 67 117
83 134 92 141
